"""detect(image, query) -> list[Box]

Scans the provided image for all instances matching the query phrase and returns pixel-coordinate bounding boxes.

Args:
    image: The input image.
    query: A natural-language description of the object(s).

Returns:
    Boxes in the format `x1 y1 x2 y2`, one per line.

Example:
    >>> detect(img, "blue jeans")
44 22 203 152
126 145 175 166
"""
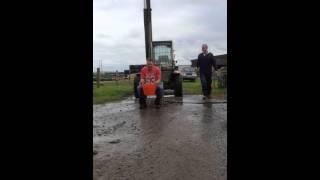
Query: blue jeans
138 85 163 105
200 73 212 96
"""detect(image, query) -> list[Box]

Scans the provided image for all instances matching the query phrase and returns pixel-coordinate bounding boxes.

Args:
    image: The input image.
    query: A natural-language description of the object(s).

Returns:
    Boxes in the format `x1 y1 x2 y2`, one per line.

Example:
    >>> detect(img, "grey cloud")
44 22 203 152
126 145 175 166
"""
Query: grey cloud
126 29 143 40
94 0 226 71
96 33 110 39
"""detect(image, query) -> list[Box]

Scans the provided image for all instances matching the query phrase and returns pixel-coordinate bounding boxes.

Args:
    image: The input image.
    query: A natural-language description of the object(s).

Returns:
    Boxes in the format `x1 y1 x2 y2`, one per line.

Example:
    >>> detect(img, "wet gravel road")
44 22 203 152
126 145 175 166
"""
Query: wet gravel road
93 95 227 180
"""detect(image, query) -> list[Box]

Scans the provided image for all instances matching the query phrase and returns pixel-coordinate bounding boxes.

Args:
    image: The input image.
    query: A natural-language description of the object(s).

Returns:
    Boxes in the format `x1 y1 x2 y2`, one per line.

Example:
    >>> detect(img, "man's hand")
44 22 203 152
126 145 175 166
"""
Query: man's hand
140 79 145 86
213 70 218 77
155 79 161 85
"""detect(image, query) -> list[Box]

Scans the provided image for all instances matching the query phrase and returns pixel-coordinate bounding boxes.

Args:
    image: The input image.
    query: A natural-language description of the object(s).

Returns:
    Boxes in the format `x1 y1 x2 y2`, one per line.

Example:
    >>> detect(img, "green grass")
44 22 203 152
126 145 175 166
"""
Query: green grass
93 78 227 104
183 78 226 97
93 80 133 104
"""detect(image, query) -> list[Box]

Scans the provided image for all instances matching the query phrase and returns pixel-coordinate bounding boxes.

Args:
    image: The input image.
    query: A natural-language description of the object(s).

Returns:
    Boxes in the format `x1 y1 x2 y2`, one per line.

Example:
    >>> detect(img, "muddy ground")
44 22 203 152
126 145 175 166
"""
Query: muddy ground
93 95 227 180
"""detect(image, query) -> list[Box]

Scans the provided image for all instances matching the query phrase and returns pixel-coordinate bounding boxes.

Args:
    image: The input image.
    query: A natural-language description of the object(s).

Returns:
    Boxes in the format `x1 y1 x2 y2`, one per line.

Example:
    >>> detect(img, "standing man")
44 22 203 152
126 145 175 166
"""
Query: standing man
138 58 163 109
197 44 217 100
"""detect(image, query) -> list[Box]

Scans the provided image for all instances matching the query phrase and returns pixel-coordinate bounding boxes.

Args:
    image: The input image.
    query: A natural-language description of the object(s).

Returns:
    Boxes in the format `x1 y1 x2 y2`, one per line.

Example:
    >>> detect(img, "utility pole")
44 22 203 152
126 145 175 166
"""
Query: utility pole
144 0 153 59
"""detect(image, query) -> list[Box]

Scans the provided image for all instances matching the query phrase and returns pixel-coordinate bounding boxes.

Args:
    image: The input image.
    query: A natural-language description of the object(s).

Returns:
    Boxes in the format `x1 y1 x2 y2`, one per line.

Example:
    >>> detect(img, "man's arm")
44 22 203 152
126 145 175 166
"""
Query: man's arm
197 55 200 68
155 68 161 84
140 68 145 85
196 55 200 74
211 54 217 71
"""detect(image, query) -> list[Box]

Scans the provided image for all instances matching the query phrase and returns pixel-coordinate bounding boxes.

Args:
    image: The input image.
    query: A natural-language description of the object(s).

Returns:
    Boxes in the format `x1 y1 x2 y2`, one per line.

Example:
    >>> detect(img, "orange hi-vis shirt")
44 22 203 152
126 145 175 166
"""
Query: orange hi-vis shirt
140 65 161 84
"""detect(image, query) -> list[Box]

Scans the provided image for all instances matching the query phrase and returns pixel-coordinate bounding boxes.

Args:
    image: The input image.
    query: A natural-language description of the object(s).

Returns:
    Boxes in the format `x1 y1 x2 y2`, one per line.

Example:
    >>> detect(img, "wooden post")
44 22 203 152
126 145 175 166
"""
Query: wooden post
116 70 119 85
97 68 100 88
129 70 131 84
212 76 216 89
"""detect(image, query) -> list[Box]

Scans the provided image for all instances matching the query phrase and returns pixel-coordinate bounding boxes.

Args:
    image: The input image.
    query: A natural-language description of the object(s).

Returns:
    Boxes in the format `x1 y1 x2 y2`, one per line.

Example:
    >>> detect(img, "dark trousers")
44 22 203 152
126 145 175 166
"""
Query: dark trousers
200 72 212 96
138 86 163 105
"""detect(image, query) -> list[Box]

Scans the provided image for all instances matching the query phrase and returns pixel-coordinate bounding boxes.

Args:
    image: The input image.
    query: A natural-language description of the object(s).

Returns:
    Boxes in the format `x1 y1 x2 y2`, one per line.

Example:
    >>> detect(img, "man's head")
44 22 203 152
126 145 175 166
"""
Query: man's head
202 44 208 54
146 58 154 69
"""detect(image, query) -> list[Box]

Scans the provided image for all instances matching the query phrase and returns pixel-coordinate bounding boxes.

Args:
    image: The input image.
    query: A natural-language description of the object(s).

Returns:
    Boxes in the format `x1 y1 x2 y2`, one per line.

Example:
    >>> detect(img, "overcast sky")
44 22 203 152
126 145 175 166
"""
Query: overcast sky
93 0 227 72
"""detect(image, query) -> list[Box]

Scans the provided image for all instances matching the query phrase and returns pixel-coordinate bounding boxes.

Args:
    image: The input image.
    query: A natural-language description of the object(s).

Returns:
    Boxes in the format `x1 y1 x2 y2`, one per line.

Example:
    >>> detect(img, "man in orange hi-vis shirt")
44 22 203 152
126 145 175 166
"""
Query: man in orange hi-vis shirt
138 58 163 109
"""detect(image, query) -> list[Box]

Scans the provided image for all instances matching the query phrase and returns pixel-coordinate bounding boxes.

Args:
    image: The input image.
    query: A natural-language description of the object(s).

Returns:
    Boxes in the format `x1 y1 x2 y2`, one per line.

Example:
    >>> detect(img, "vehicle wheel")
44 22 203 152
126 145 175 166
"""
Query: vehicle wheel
134 75 140 98
174 75 183 97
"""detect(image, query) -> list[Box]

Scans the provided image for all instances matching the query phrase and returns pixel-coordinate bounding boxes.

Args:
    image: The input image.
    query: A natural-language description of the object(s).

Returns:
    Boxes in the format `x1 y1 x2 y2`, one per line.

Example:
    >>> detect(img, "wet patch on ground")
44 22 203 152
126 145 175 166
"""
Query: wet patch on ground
93 95 227 180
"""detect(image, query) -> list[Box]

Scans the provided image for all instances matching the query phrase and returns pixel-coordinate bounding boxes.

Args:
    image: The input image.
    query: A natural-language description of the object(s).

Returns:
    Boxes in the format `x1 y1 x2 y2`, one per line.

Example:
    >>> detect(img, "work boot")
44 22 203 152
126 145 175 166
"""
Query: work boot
154 99 161 109
202 96 207 100
139 103 147 109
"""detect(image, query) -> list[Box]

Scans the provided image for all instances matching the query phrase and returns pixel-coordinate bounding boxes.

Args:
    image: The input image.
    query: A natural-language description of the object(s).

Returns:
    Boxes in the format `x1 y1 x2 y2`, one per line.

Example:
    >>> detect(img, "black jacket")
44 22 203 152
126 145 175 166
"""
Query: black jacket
197 52 217 74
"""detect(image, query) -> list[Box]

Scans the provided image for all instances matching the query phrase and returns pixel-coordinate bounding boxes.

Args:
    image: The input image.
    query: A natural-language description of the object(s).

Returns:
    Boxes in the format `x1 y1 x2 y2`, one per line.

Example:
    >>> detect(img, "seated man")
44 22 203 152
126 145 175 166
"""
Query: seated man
138 58 163 109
